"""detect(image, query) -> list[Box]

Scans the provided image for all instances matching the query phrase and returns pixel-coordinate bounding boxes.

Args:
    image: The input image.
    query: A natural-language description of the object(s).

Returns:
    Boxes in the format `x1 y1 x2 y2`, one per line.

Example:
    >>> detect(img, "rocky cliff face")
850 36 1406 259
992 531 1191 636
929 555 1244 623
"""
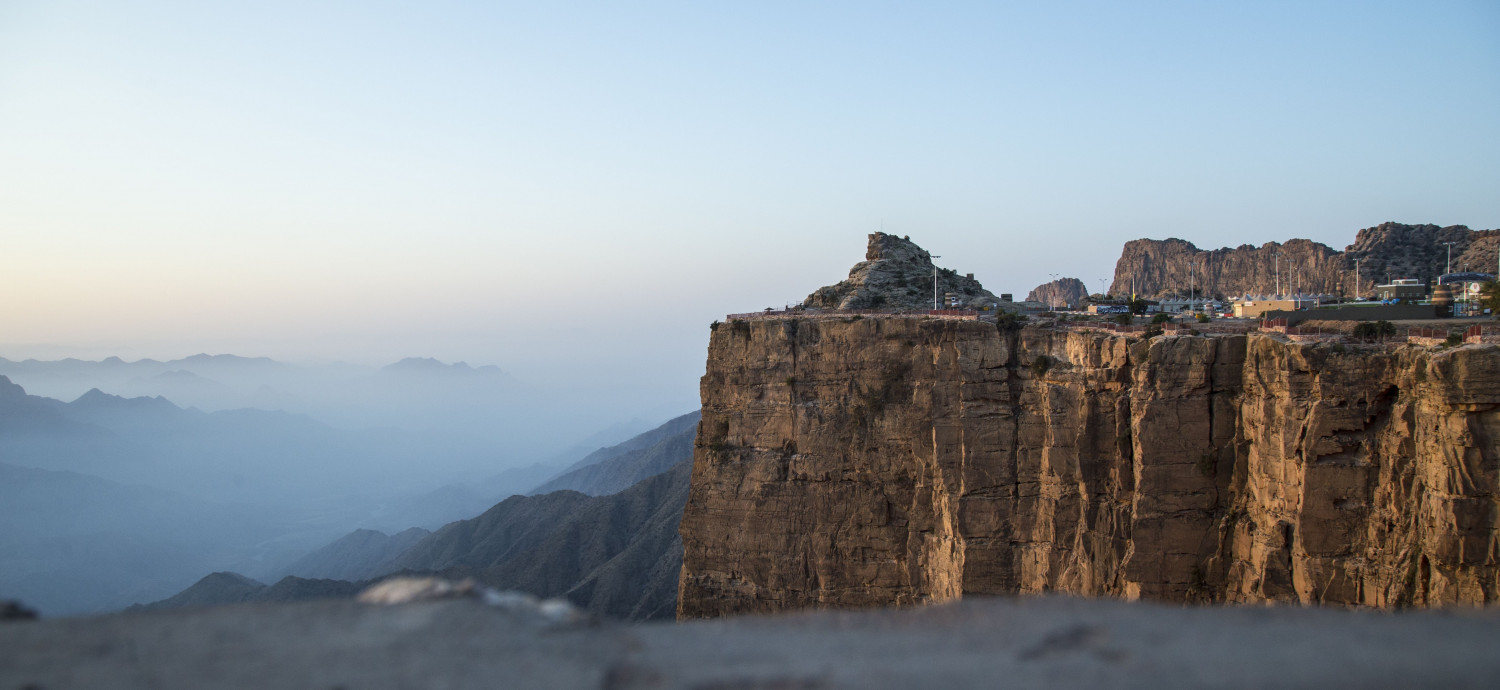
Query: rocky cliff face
1109 222 1499 299
1025 277 1089 309
803 233 1002 310
678 318 1500 618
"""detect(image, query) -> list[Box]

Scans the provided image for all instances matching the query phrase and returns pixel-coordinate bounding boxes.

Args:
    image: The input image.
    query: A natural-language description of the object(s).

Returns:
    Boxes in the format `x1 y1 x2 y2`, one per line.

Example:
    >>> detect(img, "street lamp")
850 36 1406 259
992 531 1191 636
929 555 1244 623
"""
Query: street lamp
1273 251 1282 297
932 256 941 310
1443 241 1457 276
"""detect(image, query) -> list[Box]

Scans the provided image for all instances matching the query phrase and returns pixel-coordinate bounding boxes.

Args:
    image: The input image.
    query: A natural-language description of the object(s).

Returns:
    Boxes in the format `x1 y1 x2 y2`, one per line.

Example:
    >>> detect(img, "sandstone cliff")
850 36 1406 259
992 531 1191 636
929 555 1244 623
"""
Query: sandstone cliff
678 318 1500 617
1109 222 1499 299
803 233 1002 310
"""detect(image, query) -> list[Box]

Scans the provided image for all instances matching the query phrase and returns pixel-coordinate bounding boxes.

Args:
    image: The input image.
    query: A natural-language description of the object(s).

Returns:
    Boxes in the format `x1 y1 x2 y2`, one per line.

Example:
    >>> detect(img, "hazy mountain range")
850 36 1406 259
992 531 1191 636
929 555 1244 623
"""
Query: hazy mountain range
0 363 691 617
140 413 700 621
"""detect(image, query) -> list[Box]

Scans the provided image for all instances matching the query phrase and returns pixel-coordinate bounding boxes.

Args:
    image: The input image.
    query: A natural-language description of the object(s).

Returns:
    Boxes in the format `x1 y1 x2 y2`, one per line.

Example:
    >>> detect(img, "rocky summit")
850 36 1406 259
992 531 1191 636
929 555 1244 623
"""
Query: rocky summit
802 233 1003 310
1025 276 1089 309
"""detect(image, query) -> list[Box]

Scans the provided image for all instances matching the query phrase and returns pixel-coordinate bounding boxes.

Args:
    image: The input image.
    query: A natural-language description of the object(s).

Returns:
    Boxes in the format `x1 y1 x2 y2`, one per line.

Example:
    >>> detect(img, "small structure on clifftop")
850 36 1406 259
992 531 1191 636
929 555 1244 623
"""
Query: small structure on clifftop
802 233 1005 311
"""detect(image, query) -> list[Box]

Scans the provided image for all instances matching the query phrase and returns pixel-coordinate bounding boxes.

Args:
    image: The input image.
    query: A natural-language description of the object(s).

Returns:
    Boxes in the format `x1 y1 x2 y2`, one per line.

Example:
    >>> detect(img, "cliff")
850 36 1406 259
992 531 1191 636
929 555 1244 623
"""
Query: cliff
1025 277 1089 309
1109 222 1499 299
678 318 1500 617
802 233 1002 310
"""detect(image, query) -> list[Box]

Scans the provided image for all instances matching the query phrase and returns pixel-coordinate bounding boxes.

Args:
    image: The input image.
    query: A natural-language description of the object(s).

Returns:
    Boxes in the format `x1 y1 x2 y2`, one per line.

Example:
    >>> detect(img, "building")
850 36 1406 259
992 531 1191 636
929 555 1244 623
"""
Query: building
1232 295 1319 319
1156 297 1225 314
1438 273 1495 316
1375 278 1426 303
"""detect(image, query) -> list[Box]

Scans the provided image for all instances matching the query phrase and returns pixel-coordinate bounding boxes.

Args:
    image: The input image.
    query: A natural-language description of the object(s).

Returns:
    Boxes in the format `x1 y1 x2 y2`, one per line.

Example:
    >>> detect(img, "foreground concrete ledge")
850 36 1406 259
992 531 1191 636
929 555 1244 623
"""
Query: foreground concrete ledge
4 596 1499 689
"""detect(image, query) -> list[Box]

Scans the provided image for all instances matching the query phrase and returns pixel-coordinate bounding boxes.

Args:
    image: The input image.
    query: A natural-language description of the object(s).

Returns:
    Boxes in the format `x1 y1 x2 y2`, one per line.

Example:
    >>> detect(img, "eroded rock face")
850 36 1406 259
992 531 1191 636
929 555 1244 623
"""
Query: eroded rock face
1108 223 1499 300
1025 277 1089 309
802 233 1002 310
677 318 1500 618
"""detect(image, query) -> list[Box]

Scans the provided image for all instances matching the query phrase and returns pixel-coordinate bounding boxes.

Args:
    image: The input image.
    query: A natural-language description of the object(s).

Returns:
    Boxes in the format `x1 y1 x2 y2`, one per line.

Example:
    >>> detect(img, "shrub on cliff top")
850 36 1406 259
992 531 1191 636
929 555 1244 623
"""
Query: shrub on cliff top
995 311 1026 332
1353 320 1396 341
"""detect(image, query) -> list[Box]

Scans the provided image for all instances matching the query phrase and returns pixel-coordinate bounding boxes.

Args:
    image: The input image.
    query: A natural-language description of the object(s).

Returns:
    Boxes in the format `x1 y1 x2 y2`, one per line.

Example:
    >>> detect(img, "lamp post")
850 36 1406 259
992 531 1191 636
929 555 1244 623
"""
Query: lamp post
932 256 941 310
1443 241 1456 277
1273 251 1281 298
1048 273 1059 311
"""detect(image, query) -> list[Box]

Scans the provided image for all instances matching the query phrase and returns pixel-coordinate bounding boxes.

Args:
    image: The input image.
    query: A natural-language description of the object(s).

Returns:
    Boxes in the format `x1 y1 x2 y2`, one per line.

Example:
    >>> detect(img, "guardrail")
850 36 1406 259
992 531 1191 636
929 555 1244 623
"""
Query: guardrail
724 309 983 321
1465 324 1500 345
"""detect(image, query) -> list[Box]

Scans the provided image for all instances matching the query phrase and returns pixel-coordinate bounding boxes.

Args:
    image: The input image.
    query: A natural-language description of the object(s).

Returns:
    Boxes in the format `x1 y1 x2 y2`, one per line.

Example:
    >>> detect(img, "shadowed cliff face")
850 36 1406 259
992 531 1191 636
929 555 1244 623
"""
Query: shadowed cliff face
677 318 1500 618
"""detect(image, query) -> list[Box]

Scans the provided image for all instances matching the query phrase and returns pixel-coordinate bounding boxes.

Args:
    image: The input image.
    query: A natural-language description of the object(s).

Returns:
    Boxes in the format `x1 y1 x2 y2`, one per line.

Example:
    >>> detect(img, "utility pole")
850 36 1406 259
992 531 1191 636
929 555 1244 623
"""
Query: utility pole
1048 273 1059 311
932 256 941 310
1354 257 1361 300
1443 241 1456 276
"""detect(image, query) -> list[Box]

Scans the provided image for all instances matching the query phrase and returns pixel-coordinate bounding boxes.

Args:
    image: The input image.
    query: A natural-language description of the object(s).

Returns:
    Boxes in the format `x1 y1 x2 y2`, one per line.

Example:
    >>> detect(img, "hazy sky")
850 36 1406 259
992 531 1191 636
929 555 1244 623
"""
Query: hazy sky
3 1 1497 418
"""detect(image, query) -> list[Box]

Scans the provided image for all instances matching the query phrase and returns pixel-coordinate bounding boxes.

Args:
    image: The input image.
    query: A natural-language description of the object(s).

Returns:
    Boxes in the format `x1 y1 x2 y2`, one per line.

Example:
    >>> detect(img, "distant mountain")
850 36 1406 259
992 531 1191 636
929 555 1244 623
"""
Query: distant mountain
0 376 97 437
0 376 532 614
145 460 693 620
0 461 281 616
531 411 698 496
1025 277 1089 310
131 572 364 611
386 459 692 620
1108 222 1499 300
382 357 505 377
280 528 431 581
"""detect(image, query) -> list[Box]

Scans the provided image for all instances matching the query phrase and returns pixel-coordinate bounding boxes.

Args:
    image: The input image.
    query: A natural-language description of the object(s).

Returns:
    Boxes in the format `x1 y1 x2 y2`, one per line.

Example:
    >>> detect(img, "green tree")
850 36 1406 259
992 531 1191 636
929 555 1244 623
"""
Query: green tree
995 311 1027 332
1128 298 1148 315
1480 280 1500 315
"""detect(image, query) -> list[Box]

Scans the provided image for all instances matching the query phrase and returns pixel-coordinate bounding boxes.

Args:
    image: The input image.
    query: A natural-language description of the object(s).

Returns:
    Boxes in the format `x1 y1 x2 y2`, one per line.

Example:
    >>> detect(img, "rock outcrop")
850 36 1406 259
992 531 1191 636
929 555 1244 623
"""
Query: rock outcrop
678 318 1500 618
1025 277 1089 309
803 233 1003 310
1109 222 1499 299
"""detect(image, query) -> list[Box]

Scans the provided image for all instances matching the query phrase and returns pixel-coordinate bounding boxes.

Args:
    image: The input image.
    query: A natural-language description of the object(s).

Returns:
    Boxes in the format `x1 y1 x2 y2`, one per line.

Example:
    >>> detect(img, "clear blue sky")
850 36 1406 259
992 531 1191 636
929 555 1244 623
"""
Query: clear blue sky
2 1 1497 417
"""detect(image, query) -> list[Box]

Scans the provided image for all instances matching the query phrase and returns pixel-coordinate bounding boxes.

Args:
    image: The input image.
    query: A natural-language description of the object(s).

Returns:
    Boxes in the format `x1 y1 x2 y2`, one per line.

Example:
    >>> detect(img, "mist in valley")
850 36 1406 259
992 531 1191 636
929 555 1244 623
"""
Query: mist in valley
0 354 688 616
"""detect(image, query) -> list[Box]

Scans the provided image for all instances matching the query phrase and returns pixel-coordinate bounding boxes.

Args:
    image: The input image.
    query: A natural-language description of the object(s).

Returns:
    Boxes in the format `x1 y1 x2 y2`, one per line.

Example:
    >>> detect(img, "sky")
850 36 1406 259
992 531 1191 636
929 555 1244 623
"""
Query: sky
2 1 1498 421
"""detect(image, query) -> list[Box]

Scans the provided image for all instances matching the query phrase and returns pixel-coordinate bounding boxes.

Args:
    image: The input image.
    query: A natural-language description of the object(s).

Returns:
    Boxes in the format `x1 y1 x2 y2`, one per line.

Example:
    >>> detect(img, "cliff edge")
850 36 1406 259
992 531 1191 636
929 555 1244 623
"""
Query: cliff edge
679 318 1500 618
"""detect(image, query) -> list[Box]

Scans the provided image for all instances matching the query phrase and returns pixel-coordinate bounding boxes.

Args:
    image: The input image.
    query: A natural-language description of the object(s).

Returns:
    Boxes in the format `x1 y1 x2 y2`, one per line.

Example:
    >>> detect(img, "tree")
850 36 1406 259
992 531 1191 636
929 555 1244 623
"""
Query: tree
1480 280 1500 316
1113 312 1133 326
995 311 1027 332
1128 297 1148 315
1353 320 1397 342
